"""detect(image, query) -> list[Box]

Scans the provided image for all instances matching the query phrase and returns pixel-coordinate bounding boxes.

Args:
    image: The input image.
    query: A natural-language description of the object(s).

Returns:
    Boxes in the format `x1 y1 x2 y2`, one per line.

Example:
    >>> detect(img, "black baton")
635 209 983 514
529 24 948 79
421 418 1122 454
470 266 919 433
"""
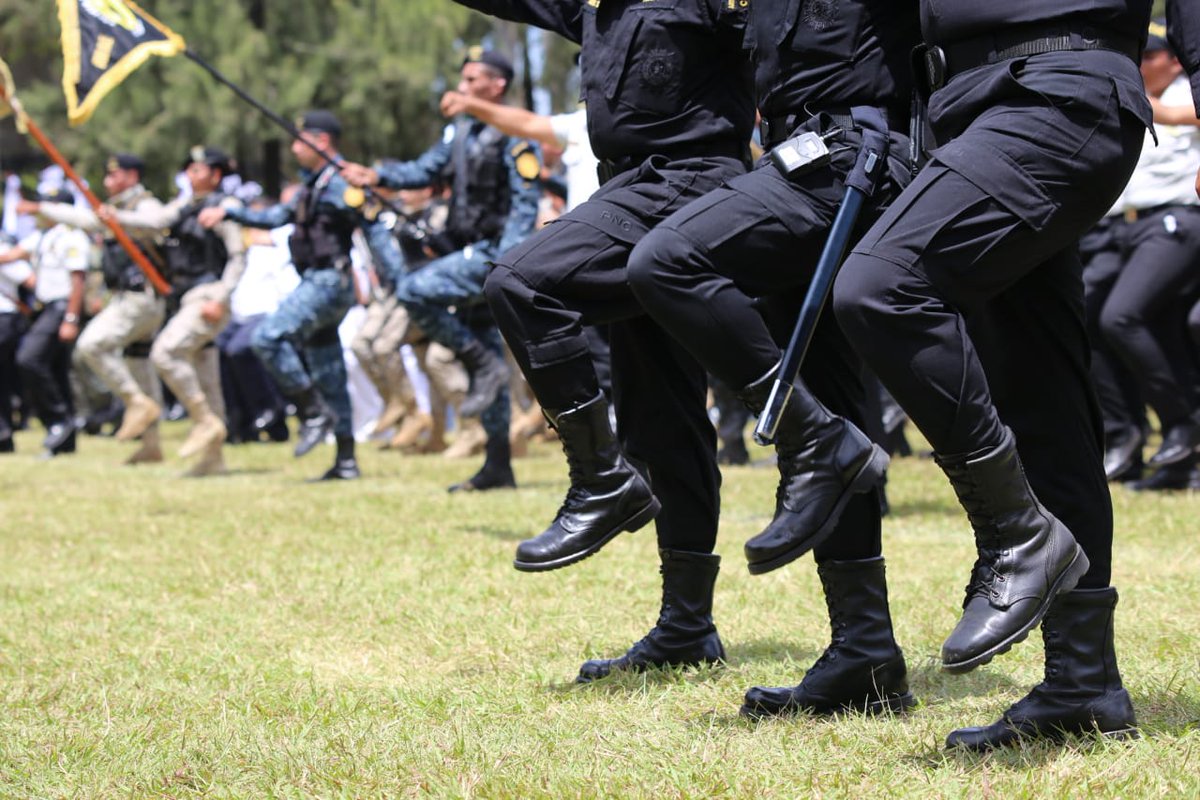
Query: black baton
753 180 870 446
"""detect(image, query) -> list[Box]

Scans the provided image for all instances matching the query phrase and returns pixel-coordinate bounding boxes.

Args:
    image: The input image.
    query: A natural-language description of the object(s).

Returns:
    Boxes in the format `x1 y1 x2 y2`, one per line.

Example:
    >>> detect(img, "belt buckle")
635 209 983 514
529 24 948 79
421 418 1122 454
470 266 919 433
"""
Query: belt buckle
1123 207 1138 224
924 45 947 92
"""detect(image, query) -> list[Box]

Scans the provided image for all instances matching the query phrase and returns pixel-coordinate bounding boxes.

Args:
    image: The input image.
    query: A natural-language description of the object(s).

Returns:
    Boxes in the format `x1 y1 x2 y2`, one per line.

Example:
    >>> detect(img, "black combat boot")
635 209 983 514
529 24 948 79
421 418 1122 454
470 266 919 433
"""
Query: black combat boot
738 367 888 575
448 436 517 492
937 427 1089 674
456 339 511 418
43 420 77 457
513 393 660 571
577 548 725 682
1147 411 1200 467
291 387 336 458
1103 426 1144 482
312 435 360 481
741 557 916 718
946 587 1137 750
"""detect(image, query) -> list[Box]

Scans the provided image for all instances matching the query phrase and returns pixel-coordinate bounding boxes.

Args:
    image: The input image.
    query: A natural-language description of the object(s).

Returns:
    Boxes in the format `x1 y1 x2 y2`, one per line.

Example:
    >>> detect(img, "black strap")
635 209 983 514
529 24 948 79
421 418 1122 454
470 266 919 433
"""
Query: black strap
936 22 1139 84
760 108 891 149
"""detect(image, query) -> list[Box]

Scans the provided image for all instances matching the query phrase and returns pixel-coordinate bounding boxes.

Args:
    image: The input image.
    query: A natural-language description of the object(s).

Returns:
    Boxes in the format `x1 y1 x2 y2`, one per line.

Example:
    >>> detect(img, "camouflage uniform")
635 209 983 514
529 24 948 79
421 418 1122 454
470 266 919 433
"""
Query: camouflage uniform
225 165 402 444
376 120 541 477
38 184 168 459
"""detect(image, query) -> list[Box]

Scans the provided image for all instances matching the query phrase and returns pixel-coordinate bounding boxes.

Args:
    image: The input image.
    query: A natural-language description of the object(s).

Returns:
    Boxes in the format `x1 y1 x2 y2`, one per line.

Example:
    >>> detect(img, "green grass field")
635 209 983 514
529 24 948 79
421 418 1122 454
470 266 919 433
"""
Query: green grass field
1 425 1198 798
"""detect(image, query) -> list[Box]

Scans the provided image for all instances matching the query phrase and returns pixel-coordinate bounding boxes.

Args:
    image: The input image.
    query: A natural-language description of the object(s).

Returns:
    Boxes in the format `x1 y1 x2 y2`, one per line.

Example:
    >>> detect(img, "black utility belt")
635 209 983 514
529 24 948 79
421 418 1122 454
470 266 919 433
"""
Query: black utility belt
597 141 750 184
1117 203 1200 224
759 108 892 150
919 22 1140 93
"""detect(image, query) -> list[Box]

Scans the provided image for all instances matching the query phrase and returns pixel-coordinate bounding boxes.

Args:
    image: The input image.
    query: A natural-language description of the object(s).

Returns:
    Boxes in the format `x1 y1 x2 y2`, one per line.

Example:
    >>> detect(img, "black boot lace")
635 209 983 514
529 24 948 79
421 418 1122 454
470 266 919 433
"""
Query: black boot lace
806 590 848 677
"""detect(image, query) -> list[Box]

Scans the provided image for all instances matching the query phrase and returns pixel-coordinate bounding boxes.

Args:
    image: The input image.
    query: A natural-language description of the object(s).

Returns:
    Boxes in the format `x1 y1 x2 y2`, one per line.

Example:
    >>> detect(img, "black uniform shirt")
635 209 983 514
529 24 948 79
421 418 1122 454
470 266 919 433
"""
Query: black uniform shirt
750 0 921 125
1167 0 1200 108
453 0 755 162
921 0 1152 44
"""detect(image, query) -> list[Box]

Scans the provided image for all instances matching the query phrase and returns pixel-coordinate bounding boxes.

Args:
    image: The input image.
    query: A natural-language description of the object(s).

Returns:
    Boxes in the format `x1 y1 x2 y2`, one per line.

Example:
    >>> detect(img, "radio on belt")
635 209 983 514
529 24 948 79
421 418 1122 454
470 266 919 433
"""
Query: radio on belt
770 131 832 180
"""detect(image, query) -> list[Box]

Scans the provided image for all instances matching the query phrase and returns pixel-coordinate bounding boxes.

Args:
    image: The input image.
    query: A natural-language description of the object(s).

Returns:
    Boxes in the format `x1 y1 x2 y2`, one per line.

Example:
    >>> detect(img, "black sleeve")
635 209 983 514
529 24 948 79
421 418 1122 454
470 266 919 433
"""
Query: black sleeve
451 0 583 43
1167 0 1200 108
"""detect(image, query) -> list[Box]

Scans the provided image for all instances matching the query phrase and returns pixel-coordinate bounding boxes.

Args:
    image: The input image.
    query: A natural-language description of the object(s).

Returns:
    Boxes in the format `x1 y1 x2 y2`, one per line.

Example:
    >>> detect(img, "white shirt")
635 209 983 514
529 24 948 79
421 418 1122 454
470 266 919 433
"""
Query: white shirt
1114 75 1200 212
0 259 33 314
549 107 600 212
230 225 301 322
17 225 91 303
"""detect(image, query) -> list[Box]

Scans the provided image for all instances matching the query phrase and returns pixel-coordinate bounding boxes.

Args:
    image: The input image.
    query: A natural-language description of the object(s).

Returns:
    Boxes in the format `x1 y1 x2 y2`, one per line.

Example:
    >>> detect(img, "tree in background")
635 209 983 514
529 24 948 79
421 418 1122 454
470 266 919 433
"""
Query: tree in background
0 1 581 197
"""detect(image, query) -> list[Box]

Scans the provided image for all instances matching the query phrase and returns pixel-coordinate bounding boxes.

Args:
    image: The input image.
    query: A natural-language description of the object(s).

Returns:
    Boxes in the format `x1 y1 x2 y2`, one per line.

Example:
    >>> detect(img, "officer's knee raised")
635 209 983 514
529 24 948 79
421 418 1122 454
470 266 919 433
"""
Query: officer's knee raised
626 227 686 306
831 253 892 338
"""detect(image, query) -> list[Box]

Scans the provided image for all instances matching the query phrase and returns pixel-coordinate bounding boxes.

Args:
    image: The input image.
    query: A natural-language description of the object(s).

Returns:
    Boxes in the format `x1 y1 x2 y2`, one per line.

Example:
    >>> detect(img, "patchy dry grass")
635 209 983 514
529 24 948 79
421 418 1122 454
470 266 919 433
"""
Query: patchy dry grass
1 424 1198 797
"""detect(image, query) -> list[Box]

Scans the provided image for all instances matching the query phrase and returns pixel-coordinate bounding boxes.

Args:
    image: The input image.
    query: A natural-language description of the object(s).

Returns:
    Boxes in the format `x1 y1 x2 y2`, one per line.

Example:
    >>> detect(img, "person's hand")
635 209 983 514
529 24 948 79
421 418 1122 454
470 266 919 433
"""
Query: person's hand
96 204 117 224
199 300 226 324
198 207 227 228
15 199 39 216
440 91 470 118
1195 165 1200 200
340 162 379 188
58 320 79 343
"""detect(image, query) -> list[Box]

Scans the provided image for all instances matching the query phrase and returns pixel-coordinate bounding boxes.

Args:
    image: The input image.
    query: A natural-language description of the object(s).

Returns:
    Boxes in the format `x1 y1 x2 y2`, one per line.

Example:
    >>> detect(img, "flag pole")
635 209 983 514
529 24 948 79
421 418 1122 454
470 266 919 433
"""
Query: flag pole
0 82 172 296
183 50 403 214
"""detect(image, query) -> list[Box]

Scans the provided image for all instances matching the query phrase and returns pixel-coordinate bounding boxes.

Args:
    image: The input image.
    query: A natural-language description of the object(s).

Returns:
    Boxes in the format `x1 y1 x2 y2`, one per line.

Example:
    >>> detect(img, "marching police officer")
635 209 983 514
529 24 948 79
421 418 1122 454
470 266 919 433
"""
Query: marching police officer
453 0 754 682
24 154 168 463
341 48 542 492
200 111 403 481
627 0 921 716
827 0 1200 749
104 146 246 476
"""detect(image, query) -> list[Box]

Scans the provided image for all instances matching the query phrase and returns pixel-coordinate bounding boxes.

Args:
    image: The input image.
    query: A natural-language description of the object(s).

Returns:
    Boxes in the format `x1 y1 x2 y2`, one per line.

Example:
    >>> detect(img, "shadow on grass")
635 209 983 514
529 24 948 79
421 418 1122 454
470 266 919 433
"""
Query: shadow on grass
459 524 528 542
544 663 729 696
1128 687 1200 738
907 660 1023 702
905 728 1144 772
724 638 821 668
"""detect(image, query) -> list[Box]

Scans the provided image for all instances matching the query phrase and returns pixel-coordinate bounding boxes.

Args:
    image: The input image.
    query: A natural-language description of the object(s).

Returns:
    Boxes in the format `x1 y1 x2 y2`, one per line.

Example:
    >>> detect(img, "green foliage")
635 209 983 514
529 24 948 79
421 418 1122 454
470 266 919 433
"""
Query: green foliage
0 1 570 197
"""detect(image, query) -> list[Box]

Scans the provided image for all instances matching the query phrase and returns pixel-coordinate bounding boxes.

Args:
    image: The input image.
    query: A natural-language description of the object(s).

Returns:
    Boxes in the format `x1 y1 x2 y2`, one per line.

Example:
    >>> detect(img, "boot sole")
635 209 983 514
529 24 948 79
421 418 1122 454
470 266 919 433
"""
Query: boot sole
942 544 1090 674
747 445 889 575
741 690 916 720
513 496 663 573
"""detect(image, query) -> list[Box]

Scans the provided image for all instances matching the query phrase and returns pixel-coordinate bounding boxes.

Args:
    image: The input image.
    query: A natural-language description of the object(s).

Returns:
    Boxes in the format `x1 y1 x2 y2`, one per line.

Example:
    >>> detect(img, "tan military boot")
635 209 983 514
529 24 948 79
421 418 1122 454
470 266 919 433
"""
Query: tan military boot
390 410 434 451
115 392 162 442
444 417 486 459
179 395 228 459
418 409 448 454
183 440 228 477
124 426 164 465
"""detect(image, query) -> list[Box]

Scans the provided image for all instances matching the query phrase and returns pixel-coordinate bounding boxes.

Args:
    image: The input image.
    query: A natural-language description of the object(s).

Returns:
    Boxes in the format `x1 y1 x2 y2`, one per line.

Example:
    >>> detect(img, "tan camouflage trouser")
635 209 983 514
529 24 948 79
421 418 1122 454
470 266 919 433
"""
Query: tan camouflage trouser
151 283 229 412
75 288 165 404
350 295 413 396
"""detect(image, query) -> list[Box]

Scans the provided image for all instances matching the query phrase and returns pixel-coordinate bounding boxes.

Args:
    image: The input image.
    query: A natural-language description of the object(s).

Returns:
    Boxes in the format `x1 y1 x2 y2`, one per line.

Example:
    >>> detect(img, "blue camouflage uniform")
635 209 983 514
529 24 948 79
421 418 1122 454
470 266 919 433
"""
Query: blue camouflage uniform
225 165 402 438
377 120 541 442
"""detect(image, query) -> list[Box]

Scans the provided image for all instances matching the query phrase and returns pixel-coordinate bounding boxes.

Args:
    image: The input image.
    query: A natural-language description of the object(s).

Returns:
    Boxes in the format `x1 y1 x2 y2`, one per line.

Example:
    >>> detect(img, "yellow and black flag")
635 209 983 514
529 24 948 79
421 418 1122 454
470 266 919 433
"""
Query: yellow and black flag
57 0 185 125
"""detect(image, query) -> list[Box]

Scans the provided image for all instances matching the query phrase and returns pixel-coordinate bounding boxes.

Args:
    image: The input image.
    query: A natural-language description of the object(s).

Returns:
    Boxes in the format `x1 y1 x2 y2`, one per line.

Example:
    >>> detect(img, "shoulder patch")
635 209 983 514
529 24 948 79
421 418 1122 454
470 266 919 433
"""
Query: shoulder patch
343 187 366 209
515 147 541 181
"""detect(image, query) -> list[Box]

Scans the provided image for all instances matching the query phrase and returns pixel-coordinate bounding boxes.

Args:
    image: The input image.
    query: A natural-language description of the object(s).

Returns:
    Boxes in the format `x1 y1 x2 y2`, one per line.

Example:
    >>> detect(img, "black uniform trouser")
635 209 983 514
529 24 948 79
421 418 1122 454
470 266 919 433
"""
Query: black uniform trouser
1191 296 1200 352
1098 206 1200 429
15 301 73 428
218 315 285 436
626 124 911 563
1081 221 1147 440
484 154 747 553
832 50 1147 589
0 311 26 440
